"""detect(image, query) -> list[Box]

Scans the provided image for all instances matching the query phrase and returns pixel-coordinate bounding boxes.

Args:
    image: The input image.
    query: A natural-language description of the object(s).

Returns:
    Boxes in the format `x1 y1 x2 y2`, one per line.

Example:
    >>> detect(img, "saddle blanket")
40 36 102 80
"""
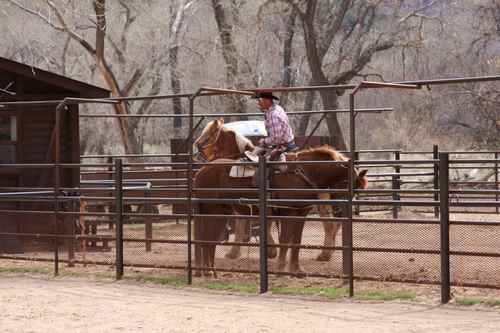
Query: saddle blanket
229 164 256 178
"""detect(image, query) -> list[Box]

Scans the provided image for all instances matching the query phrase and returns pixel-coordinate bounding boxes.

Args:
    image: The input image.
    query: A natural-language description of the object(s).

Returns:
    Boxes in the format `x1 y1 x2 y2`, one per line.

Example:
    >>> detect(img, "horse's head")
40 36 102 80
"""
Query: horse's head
193 118 224 162
193 118 255 162
354 168 368 189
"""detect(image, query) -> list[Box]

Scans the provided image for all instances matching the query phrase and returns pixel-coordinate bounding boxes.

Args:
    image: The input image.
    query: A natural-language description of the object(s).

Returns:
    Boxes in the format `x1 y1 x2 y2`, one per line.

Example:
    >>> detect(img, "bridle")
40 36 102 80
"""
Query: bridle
193 124 224 162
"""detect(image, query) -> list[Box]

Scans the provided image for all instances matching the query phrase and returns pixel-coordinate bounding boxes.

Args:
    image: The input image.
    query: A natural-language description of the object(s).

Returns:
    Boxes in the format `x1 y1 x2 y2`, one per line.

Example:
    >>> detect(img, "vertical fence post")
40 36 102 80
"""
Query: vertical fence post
433 145 439 218
439 152 450 304
67 195 76 267
354 151 360 216
186 96 195 285
392 150 401 218
347 158 354 297
53 106 62 276
115 158 124 280
145 189 152 252
53 162 60 276
495 152 498 214
259 154 268 294
343 92 355 294
107 157 114 230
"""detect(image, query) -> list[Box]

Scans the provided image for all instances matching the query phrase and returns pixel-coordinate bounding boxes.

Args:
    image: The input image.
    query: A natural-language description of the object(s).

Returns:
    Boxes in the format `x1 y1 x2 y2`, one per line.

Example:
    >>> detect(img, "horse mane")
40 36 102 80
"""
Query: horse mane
198 119 219 138
297 145 348 161
224 128 255 152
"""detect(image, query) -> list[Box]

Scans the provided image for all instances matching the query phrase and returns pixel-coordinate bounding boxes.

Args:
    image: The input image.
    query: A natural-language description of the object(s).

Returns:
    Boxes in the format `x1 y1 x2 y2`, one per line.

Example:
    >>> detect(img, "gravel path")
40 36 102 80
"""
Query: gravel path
0 275 499 333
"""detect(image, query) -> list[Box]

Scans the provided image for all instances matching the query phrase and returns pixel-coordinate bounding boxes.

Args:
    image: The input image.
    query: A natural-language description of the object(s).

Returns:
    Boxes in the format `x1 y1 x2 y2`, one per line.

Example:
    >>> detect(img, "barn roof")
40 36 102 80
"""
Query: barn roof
0 57 110 98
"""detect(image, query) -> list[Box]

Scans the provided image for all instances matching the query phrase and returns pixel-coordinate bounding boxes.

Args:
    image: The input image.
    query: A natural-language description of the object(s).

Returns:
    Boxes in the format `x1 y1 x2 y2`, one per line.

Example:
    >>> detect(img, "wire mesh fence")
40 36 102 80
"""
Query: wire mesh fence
1 77 499 302
1 151 498 303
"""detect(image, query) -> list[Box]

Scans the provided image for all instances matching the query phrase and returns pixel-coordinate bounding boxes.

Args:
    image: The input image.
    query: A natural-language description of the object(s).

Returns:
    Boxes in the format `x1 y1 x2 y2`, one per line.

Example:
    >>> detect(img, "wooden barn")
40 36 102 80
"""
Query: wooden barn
0 57 110 253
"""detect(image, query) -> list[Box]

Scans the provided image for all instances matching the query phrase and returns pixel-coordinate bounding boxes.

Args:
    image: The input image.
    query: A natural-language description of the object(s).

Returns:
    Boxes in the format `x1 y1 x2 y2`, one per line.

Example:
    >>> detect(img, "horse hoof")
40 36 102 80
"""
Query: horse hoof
267 248 278 259
315 252 332 262
290 268 306 278
225 249 241 259
295 271 306 278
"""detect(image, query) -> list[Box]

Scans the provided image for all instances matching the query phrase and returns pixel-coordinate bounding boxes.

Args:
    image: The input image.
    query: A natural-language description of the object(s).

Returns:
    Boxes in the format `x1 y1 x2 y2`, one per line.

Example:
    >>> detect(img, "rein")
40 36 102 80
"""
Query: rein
293 168 319 189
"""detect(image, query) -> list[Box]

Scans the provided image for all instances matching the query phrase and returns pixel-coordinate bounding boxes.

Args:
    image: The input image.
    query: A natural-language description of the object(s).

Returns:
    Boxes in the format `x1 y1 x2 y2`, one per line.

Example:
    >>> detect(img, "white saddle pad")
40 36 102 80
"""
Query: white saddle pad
229 165 256 178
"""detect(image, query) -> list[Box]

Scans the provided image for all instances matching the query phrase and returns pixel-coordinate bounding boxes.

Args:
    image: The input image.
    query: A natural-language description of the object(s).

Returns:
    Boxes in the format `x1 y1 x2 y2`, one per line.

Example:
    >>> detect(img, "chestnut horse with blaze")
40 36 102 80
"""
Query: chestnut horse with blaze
193 122 368 275
194 119 365 262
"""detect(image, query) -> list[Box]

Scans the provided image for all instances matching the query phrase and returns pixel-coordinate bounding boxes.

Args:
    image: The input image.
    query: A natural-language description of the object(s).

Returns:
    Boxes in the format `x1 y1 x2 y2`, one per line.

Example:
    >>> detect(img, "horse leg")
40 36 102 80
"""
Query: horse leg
315 192 334 261
316 202 334 261
79 199 87 266
193 207 203 277
225 218 249 259
204 212 226 277
267 220 278 259
317 220 342 262
194 239 203 277
289 221 305 275
201 217 213 277
209 245 217 278
194 244 202 277
277 219 289 271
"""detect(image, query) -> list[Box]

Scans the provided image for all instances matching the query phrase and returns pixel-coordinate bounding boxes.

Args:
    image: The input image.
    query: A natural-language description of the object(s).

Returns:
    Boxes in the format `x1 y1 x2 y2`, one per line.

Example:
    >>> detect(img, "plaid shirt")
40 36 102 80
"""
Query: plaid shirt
263 104 294 146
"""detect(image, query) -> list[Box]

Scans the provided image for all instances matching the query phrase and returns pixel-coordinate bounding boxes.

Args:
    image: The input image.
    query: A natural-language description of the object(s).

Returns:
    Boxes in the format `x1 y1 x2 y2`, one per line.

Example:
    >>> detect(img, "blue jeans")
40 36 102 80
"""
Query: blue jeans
285 141 297 151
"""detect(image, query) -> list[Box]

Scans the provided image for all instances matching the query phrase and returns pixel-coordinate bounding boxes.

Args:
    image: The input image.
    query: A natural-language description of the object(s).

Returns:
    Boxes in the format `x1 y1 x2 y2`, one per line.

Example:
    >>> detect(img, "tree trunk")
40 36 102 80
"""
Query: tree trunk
170 45 183 130
280 9 297 108
300 1 347 149
211 0 246 119
296 87 315 136
319 91 346 150
93 0 140 154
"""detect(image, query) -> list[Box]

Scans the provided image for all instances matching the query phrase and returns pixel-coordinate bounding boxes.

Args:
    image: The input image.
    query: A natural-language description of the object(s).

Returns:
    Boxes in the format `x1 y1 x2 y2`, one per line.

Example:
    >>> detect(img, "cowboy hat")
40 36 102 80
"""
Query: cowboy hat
252 91 279 101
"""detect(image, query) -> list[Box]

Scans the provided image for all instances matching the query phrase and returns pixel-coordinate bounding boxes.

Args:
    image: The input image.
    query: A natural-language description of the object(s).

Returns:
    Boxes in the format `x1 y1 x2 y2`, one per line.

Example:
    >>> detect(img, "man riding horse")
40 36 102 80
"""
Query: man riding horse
254 91 297 153
246 91 297 179
191 97 369 275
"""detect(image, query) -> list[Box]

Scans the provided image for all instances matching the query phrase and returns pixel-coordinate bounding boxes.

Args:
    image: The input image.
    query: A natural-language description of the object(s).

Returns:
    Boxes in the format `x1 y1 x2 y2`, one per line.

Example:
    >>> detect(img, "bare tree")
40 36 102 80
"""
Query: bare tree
6 0 201 152
276 0 438 149
211 0 247 117
169 0 198 134
279 6 298 107
7 0 143 153
448 0 500 149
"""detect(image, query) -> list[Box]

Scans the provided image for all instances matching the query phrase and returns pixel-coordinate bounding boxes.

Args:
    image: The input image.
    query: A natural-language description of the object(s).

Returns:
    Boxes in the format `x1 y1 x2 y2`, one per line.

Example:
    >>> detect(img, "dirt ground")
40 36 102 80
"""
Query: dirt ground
0 274 499 333
2 209 499 303
13 209 500 283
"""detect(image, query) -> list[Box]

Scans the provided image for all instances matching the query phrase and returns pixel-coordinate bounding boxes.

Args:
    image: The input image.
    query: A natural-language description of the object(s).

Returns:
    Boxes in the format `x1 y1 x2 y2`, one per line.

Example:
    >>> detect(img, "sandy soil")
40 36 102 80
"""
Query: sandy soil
0 274 499 333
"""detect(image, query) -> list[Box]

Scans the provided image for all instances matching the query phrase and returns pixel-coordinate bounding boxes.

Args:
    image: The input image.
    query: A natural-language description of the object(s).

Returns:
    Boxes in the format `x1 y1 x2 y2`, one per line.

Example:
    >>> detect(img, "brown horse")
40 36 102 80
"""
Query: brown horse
193 143 368 275
194 119 353 261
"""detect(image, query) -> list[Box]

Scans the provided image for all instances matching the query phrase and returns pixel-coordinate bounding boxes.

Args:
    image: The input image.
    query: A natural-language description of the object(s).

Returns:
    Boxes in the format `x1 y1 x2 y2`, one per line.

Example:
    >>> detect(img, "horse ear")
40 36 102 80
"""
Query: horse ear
218 117 225 125
359 169 368 178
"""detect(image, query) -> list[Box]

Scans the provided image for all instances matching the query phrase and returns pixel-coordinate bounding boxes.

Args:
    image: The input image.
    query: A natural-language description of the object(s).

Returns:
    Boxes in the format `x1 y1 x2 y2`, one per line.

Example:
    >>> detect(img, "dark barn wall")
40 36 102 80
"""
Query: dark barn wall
0 174 22 252
17 103 77 238
0 57 109 252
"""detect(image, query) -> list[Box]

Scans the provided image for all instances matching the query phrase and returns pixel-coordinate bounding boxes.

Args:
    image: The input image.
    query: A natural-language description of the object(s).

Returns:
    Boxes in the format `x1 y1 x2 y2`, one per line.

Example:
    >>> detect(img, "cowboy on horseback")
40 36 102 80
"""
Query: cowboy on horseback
247 91 297 163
